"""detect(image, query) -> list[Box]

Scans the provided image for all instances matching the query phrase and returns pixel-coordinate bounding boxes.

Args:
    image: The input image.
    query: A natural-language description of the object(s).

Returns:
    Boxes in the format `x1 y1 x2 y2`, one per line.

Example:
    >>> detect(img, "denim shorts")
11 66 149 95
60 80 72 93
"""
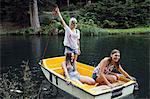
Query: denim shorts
92 73 98 81
64 46 79 55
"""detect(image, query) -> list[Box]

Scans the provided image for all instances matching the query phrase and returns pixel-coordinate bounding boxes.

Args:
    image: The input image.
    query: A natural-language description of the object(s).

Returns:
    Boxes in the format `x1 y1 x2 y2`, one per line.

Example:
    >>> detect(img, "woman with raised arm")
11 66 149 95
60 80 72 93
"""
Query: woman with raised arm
53 6 81 61
92 49 133 87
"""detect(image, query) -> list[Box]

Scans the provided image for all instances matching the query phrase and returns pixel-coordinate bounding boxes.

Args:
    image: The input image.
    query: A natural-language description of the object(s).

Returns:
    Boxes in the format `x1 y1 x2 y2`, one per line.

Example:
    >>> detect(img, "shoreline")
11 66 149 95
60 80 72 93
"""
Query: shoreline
0 23 150 36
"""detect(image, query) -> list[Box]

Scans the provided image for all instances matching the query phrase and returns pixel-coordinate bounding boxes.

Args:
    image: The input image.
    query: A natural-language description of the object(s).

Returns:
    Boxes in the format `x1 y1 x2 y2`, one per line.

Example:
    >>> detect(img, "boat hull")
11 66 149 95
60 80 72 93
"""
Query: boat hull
40 56 136 99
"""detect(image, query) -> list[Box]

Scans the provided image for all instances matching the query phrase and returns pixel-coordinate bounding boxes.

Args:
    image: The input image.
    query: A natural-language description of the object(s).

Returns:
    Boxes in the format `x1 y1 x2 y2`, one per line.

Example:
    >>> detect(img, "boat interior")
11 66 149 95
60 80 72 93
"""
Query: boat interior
42 56 133 93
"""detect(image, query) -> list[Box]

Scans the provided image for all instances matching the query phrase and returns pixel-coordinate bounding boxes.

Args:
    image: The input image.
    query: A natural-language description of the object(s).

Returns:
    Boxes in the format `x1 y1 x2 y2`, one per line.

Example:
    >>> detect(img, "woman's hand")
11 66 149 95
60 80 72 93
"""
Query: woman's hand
128 76 134 80
52 7 59 16
66 77 71 85
52 6 66 27
108 83 113 88
78 49 81 55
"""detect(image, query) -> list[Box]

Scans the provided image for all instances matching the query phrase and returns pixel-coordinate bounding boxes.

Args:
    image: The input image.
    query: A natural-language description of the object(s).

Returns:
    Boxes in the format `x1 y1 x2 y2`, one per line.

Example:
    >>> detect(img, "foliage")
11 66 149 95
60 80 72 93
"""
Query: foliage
1 0 57 25
1 0 29 25
40 20 62 35
79 23 108 36
38 11 69 35
79 1 150 28
61 3 82 11
79 23 150 36
61 11 70 24
38 0 57 11
16 27 34 35
1 0 150 35
40 25 52 34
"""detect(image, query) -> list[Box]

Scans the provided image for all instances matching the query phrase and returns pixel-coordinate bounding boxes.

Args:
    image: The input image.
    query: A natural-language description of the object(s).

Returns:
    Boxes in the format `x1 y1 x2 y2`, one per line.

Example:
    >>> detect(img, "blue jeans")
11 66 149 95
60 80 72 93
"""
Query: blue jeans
64 46 79 55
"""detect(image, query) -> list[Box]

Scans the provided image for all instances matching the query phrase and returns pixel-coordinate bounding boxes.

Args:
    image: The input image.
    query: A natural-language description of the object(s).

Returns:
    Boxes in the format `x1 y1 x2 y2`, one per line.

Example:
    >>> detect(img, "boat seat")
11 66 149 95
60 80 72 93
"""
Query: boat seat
77 67 93 77
51 67 63 70
46 63 63 69
53 67 65 76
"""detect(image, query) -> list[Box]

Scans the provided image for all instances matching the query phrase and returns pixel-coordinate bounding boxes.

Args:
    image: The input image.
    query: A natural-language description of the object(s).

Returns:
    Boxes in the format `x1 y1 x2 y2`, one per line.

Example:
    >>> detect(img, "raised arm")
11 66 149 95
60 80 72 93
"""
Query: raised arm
54 7 67 27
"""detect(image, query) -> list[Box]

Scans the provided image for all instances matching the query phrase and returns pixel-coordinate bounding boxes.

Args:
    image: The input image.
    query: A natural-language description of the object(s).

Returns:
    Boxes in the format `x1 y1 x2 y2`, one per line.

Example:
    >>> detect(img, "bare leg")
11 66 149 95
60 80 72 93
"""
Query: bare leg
111 72 121 80
80 75 95 85
106 75 117 83
96 74 117 85
71 78 83 85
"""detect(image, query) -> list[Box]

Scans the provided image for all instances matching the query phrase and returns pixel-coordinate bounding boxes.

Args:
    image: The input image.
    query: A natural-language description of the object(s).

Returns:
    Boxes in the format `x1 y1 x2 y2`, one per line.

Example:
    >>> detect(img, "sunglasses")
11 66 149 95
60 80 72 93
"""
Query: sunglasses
72 21 77 24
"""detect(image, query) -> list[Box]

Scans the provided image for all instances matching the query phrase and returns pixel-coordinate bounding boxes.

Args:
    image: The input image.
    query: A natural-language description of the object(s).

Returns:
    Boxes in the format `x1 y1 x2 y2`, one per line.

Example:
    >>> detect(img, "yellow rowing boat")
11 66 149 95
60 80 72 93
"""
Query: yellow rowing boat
39 56 136 99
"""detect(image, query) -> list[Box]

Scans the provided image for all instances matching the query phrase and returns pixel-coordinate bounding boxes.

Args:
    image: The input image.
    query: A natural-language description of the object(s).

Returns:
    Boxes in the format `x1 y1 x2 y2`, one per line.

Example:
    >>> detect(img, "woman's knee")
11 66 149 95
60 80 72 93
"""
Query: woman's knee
109 75 117 82
80 76 95 85
95 76 104 84
88 78 95 85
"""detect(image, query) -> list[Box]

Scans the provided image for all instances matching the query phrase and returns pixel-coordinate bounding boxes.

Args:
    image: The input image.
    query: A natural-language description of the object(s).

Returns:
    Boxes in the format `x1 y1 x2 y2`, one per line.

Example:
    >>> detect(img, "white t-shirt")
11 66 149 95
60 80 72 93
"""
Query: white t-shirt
63 25 80 49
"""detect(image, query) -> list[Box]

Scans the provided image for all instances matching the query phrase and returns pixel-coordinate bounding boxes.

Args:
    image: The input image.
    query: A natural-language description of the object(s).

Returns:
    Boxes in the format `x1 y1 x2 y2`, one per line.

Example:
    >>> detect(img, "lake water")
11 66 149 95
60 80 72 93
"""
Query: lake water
0 35 149 98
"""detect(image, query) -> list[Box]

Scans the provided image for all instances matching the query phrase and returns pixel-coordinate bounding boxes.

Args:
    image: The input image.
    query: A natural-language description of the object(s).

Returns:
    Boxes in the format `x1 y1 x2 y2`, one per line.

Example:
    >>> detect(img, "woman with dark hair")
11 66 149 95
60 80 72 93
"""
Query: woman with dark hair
92 49 133 87
62 53 95 85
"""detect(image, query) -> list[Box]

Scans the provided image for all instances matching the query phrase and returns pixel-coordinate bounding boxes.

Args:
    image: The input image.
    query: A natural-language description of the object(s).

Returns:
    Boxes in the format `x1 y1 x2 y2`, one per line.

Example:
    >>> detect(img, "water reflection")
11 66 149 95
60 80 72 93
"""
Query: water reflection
31 36 41 60
0 35 149 98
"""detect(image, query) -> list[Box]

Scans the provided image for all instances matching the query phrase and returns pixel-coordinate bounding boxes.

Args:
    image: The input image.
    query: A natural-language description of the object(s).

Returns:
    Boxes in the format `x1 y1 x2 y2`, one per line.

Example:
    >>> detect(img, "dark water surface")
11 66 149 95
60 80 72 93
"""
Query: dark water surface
0 35 149 98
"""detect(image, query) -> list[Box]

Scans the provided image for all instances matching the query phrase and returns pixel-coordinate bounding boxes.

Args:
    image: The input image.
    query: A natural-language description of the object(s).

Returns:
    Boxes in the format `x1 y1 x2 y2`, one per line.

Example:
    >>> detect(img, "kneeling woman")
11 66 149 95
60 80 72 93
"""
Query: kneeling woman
62 53 95 85
92 49 133 87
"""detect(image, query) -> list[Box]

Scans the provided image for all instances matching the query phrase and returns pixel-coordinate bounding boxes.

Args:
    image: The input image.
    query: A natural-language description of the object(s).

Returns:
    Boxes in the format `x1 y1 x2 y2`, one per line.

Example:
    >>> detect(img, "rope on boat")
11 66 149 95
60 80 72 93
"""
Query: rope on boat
41 36 50 59
23 35 50 63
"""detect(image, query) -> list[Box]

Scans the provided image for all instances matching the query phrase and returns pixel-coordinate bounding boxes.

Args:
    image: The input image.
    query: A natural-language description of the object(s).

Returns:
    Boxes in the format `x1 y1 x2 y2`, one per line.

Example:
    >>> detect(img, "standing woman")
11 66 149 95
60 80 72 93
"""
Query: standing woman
92 49 133 87
53 6 81 61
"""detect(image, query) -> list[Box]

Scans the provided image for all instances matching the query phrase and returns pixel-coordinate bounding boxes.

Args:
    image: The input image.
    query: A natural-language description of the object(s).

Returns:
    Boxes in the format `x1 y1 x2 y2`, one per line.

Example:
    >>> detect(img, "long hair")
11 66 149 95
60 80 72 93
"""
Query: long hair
109 49 120 68
65 53 75 66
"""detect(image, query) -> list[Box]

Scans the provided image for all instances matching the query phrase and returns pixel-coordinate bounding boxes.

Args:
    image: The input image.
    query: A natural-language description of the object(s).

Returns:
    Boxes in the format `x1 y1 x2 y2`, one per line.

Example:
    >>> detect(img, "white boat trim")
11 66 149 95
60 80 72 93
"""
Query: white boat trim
39 57 136 99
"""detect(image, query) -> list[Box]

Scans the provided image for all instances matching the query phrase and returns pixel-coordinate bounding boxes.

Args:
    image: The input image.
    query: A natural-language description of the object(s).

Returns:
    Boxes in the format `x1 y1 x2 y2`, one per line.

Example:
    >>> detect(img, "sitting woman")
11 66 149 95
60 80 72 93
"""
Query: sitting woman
62 52 95 85
92 49 133 87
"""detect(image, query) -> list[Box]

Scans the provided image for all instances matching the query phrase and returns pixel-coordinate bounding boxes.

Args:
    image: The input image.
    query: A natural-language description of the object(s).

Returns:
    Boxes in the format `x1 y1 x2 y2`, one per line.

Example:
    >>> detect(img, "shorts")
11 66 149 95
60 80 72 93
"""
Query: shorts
69 71 80 80
64 46 79 55
92 73 98 81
